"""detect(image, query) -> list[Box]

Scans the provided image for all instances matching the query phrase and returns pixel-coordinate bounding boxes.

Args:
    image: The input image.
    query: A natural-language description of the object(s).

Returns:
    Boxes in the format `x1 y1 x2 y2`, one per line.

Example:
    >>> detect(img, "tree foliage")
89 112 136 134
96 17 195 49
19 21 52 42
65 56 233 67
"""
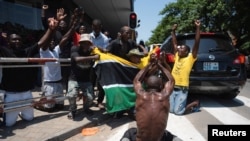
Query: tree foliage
147 0 250 55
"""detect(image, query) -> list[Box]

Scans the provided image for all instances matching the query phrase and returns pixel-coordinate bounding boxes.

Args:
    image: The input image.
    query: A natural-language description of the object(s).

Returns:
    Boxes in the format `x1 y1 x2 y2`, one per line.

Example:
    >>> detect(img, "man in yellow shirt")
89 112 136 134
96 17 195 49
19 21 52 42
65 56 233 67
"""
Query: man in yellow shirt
170 20 201 115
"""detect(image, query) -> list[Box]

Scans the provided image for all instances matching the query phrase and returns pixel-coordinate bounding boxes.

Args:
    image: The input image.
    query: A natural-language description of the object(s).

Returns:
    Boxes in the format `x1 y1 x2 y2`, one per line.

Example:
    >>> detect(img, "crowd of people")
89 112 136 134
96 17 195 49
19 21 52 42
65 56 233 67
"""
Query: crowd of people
0 4 201 141
0 6 148 126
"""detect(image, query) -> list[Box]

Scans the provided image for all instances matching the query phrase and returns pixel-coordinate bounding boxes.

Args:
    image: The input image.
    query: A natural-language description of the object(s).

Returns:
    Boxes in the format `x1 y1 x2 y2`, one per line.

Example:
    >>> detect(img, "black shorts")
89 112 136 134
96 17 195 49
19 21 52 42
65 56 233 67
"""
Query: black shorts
120 127 179 141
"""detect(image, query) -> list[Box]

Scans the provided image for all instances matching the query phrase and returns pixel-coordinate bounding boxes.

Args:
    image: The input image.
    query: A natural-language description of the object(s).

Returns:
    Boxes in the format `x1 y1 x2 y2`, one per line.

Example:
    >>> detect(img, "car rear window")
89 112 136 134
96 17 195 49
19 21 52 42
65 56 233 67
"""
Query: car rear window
177 36 235 53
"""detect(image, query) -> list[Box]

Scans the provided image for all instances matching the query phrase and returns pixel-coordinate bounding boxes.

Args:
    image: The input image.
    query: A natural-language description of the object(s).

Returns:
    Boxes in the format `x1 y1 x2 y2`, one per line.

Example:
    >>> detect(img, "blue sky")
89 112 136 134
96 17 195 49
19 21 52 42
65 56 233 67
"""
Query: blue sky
134 0 176 42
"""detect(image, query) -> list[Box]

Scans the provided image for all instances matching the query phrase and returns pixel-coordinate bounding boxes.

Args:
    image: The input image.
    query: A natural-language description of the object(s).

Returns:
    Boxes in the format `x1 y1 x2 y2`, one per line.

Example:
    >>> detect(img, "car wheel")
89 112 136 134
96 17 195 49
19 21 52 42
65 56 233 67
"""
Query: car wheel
220 90 239 99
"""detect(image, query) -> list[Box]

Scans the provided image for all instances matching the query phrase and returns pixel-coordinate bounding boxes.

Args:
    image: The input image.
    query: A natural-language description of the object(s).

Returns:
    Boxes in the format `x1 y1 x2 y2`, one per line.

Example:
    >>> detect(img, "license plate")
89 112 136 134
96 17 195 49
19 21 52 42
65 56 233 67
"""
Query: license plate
203 62 219 71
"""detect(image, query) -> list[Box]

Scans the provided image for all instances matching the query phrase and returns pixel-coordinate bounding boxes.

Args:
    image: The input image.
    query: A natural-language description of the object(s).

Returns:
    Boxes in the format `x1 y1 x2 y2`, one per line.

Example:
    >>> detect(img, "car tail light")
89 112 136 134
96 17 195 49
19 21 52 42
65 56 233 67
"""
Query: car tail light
233 54 245 64
166 53 175 63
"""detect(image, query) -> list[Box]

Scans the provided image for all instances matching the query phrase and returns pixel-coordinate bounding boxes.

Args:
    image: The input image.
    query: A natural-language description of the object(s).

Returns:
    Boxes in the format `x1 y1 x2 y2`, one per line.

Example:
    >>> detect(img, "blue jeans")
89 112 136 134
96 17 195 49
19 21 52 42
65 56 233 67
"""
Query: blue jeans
4 91 34 126
169 88 188 115
43 82 64 108
67 80 94 111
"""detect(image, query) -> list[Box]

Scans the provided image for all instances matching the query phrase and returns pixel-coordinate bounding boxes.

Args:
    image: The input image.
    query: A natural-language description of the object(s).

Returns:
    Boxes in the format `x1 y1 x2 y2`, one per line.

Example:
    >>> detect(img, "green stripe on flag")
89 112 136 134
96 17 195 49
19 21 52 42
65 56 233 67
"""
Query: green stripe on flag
103 85 136 113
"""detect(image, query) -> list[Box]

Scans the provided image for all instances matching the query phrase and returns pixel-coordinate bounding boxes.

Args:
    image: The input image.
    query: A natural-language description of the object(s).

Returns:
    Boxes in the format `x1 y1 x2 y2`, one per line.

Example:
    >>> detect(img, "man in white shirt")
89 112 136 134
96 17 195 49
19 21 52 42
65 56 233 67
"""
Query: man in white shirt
38 12 78 112
39 40 64 112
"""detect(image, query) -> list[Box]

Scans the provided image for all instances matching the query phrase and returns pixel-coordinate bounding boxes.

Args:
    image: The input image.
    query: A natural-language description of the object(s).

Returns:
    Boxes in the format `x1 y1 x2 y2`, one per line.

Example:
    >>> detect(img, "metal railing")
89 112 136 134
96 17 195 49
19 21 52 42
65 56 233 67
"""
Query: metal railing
0 57 71 113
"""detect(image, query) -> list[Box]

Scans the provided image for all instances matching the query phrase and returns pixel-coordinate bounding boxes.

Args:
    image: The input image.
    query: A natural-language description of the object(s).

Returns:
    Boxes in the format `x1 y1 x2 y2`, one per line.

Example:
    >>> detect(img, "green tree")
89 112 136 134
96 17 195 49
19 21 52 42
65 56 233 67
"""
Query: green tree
147 0 250 54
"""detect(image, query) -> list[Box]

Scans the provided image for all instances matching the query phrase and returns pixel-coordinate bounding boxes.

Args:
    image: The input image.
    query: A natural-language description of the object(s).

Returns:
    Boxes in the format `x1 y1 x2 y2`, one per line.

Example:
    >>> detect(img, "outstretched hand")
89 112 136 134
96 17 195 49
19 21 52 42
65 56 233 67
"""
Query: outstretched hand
42 5 48 10
195 20 201 27
56 8 67 21
172 24 178 31
48 18 58 30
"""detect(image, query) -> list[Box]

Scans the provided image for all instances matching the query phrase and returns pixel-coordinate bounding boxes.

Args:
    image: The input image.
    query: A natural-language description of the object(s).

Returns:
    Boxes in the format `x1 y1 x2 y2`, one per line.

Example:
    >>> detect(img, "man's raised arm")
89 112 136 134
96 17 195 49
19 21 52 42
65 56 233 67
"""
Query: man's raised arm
157 60 175 96
39 18 58 50
192 20 201 58
171 24 178 54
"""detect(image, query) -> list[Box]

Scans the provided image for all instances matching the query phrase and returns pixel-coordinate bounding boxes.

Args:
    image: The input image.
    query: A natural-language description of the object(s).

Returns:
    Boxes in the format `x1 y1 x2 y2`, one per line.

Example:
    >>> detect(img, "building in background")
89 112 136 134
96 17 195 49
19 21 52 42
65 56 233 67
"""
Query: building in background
0 0 134 39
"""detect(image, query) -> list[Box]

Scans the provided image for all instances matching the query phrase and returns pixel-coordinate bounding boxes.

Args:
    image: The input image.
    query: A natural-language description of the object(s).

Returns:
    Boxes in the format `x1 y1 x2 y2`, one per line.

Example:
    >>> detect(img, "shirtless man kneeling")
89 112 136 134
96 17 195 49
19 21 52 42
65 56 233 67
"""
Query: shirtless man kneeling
132 58 175 141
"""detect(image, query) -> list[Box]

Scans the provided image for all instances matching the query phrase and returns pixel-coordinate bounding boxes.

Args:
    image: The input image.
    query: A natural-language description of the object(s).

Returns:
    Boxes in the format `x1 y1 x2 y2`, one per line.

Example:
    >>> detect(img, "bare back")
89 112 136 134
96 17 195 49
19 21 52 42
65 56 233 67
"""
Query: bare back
133 60 175 141
135 88 170 141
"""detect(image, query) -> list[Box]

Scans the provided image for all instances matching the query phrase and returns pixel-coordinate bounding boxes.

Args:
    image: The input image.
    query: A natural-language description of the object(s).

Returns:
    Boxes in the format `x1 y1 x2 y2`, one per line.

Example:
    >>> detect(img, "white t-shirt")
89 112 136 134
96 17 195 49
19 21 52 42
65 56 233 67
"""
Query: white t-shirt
40 45 62 82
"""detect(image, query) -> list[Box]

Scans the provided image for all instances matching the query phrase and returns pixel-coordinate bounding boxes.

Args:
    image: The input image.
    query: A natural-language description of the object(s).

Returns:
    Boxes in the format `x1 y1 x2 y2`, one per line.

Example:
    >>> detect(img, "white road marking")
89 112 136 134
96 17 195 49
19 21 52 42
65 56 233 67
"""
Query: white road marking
201 98 250 124
106 96 250 141
106 123 129 141
235 96 250 108
167 113 206 141
107 114 206 141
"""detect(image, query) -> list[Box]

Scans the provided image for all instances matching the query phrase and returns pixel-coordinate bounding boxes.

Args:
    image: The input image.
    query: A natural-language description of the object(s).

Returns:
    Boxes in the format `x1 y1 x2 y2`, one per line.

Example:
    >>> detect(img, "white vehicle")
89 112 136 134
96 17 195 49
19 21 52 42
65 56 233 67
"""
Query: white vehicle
148 43 162 52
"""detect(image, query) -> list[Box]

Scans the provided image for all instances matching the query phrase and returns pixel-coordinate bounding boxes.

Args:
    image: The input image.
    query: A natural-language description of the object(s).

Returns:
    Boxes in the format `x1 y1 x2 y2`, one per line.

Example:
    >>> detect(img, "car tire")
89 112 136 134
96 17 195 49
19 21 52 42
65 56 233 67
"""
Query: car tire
220 90 239 99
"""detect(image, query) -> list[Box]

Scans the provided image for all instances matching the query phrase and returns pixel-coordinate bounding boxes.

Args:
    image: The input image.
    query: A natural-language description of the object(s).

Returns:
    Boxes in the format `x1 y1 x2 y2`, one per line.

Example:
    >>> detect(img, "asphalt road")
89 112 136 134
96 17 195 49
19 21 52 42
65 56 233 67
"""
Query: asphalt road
65 79 250 141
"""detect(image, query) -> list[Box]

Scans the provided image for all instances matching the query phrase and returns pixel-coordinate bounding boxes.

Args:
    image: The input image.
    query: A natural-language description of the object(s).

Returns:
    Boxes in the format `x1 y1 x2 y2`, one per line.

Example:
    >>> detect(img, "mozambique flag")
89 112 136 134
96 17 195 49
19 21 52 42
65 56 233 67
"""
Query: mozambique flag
92 47 158 113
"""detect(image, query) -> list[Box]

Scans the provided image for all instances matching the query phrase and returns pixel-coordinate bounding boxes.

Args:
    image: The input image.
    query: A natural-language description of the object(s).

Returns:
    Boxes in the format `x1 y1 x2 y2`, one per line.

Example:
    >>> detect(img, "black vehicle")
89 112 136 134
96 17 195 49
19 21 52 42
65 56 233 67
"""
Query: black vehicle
246 55 250 78
161 32 247 99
